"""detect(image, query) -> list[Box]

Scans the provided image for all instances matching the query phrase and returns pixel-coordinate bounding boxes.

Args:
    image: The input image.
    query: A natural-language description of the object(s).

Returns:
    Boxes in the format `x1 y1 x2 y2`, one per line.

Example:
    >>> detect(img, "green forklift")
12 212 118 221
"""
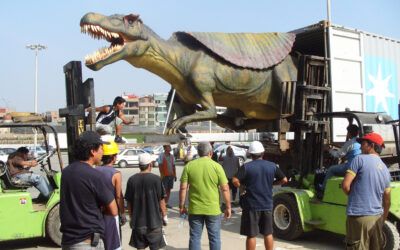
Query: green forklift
0 123 63 246
265 56 400 249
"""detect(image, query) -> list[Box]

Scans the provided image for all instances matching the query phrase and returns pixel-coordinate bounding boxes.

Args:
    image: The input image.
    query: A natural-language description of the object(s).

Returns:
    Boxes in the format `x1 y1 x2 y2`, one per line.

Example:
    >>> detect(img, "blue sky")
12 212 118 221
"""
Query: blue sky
1 0 399 112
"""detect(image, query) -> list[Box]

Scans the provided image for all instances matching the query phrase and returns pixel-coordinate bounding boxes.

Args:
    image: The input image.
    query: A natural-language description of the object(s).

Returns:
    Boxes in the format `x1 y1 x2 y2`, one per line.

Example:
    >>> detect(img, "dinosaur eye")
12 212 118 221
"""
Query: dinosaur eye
124 14 140 25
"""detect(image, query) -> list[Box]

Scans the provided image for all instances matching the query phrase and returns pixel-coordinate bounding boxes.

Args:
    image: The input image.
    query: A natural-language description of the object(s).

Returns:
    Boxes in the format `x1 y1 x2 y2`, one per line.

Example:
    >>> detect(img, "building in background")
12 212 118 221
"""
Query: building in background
139 95 156 127
122 93 139 126
154 93 168 127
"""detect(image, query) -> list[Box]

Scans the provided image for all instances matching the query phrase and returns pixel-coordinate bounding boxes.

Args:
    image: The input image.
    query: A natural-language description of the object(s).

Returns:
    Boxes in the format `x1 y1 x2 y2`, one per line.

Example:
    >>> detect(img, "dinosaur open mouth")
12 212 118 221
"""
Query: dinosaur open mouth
81 24 125 65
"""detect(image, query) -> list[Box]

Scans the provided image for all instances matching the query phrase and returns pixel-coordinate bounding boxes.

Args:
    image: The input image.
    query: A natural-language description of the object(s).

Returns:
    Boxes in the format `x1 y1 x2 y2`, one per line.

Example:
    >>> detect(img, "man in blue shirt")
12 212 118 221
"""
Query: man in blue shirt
233 141 287 250
342 132 391 250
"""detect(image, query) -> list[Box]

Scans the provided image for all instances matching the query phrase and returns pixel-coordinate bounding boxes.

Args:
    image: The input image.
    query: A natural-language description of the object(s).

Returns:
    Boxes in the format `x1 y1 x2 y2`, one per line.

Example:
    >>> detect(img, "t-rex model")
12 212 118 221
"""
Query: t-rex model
80 12 298 134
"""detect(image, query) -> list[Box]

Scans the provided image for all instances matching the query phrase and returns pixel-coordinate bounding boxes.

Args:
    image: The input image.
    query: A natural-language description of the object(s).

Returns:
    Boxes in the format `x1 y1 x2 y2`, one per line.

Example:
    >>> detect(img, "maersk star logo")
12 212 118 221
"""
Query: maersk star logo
366 64 394 114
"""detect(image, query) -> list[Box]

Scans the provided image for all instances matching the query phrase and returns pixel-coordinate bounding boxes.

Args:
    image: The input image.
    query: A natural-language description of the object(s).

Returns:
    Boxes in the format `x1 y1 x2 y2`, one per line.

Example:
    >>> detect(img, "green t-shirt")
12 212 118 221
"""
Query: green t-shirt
180 156 228 215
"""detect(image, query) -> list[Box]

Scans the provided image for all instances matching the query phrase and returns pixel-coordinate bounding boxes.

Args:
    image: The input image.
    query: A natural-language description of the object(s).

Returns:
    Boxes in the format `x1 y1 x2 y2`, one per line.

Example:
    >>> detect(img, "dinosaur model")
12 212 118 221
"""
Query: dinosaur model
80 12 298 134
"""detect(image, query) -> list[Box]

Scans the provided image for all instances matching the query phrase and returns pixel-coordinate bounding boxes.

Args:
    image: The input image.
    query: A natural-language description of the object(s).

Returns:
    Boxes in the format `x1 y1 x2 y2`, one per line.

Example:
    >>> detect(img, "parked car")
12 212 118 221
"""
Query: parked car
0 148 16 168
0 148 17 155
27 146 47 158
214 144 247 166
116 148 157 168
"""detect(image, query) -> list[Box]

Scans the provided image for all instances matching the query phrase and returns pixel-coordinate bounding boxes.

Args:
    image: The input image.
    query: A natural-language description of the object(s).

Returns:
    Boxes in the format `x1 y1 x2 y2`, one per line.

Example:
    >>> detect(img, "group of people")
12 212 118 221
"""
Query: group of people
54 125 390 250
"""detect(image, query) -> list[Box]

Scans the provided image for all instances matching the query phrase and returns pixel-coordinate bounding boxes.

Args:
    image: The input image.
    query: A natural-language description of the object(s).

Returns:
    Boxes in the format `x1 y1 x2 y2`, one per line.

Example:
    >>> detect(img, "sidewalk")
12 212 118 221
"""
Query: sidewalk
120 206 343 250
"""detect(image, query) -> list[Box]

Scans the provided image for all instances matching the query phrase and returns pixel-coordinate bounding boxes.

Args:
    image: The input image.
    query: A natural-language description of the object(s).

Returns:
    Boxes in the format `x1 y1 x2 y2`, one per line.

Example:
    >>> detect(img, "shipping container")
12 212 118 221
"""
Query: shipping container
292 21 400 140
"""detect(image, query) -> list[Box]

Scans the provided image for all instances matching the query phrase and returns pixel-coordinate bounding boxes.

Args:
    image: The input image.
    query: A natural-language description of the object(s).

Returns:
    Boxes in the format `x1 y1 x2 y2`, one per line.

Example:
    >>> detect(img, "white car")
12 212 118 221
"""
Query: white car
214 144 247 166
0 152 8 168
116 148 157 168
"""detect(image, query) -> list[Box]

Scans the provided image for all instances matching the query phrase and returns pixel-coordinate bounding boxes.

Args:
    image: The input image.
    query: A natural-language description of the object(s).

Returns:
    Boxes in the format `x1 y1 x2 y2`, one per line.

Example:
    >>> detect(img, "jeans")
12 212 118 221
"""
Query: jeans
15 172 53 198
189 214 221 250
62 239 105 250
322 163 347 190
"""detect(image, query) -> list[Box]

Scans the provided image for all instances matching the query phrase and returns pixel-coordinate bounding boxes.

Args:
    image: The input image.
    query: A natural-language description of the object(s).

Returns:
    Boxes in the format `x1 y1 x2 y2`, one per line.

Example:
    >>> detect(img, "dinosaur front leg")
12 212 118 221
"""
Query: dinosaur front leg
167 92 217 135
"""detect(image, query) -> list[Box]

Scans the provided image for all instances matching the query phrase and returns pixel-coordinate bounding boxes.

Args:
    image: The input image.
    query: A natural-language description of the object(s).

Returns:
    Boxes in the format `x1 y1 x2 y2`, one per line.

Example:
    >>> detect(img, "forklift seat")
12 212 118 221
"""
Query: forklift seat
0 163 31 190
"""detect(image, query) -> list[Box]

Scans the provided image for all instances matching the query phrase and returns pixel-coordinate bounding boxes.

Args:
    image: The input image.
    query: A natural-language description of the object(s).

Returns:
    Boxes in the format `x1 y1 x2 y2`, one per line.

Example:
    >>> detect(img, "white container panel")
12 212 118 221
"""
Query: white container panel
331 59 363 91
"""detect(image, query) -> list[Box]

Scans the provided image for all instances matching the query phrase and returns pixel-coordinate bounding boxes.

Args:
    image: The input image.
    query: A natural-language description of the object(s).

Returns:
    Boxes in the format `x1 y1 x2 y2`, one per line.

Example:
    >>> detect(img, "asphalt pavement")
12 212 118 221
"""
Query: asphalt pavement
0 155 344 250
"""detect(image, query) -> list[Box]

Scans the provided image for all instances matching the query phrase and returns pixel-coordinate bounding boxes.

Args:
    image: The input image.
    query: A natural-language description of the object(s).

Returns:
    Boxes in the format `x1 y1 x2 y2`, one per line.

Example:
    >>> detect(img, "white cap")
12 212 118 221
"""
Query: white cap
248 141 264 154
139 153 153 166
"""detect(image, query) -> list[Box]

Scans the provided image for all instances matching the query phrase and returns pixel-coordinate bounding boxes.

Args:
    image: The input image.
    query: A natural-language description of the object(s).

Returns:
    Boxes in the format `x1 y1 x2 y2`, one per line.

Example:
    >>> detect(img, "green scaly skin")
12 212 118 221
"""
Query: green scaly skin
80 13 298 134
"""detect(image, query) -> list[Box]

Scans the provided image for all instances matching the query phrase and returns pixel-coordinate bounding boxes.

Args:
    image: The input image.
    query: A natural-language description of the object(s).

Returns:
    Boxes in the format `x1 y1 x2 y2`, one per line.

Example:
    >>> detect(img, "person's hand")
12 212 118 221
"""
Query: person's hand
162 215 168 226
224 206 232 219
30 160 38 167
120 214 127 226
179 206 187 215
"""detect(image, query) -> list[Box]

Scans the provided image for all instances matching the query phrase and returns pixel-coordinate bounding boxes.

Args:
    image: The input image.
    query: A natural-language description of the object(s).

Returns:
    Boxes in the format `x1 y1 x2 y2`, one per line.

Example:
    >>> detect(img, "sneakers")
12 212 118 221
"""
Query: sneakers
114 135 125 144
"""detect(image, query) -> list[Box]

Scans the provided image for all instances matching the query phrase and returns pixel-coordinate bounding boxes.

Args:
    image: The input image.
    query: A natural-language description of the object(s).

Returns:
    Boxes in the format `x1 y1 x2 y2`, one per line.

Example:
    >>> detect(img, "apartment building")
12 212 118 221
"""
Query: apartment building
139 95 156 127
154 93 168 127
122 93 139 126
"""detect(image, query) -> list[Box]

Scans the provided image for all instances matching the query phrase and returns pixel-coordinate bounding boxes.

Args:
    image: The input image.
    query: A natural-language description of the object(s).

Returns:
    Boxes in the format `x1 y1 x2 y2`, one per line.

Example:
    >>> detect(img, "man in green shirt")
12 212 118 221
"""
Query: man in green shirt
179 141 231 250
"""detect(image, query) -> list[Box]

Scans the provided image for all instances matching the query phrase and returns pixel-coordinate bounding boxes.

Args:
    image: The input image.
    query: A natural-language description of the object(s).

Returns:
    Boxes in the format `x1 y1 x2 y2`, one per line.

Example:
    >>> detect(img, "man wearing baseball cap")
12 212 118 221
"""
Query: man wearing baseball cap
233 141 287 250
60 131 118 249
125 153 168 250
342 132 391 249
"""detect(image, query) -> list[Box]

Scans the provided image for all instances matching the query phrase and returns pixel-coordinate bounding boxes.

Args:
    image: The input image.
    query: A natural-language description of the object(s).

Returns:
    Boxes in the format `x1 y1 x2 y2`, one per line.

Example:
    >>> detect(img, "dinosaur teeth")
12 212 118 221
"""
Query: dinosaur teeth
84 45 123 65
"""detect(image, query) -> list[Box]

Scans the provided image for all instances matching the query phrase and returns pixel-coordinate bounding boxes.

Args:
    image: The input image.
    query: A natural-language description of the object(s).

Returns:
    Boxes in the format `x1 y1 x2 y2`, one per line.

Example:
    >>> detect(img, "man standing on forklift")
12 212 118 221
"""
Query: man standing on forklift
91 96 133 143
233 141 287 250
342 132 391 249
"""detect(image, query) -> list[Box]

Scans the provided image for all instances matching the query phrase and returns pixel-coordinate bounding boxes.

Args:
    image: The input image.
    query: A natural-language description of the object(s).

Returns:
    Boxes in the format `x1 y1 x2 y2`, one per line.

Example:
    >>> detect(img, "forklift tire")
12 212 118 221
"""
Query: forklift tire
273 194 303 240
46 203 62 246
383 220 399 250
118 160 128 168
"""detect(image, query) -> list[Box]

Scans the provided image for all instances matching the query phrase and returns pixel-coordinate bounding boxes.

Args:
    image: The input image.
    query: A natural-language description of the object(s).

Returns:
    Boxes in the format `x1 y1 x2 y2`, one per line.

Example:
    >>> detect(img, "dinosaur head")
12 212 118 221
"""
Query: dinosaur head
80 12 149 71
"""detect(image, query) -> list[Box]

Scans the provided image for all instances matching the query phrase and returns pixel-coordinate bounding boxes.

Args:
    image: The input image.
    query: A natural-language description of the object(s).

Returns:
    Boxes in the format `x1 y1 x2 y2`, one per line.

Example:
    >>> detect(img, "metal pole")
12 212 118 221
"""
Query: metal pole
326 0 331 24
163 89 176 134
26 44 47 149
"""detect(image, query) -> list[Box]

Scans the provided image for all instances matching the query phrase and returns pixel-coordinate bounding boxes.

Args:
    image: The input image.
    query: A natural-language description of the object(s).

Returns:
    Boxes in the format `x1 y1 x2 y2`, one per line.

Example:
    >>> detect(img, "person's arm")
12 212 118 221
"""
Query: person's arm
113 172 126 223
220 183 231 219
382 188 391 221
232 165 246 188
160 198 167 217
118 111 133 125
179 182 188 214
342 172 356 195
104 199 118 216
127 201 132 218
330 140 354 159
173 156 177 181
273 166 288 186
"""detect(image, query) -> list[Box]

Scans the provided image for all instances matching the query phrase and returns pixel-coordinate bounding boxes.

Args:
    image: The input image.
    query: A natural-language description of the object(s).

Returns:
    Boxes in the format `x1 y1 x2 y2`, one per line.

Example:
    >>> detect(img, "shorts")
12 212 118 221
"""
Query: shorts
346 215 383 250
162 176 174 190
129 227 166 250
96 117 122 135
240 210 273 237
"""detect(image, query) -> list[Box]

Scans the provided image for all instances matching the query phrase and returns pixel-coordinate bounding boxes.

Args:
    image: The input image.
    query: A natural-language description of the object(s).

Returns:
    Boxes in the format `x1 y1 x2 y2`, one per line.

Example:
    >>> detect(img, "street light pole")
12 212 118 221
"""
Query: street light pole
26 44 47 148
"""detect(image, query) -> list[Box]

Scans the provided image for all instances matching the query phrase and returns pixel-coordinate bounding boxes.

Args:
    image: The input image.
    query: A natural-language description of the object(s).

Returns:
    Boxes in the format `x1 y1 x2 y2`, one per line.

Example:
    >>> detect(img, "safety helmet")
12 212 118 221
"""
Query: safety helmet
102 141 119 155
248 141 265 154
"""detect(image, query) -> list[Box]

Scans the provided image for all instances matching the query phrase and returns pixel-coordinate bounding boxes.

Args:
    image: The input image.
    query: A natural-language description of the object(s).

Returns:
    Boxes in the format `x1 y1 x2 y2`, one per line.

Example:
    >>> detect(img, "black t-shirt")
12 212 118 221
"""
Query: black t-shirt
60 162 115 245
237 159 285 211
125 172 166 230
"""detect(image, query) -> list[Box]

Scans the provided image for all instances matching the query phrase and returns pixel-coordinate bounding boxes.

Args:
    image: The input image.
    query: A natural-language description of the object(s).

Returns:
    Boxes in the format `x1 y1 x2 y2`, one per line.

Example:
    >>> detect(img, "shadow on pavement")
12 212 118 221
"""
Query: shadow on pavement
0 238 57 250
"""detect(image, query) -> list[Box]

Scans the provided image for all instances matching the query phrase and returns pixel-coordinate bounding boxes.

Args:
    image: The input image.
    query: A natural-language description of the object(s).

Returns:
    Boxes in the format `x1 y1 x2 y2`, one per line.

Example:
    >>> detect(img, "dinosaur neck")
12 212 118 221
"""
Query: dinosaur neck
126 25 188 91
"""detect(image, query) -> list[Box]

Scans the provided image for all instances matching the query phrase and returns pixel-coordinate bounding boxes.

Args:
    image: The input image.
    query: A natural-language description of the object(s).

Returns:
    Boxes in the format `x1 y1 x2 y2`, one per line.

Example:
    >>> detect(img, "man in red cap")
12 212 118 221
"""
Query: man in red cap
342 132 391 249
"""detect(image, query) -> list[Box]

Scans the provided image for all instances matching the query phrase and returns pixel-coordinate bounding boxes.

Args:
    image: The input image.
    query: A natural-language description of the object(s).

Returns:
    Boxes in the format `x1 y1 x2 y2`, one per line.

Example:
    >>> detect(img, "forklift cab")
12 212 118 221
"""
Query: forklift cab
314 111 398 203
0 123 63 246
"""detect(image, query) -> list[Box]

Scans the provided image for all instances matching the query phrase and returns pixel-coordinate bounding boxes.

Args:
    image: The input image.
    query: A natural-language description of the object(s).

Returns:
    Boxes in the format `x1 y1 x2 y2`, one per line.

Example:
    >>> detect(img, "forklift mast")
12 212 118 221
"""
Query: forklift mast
59 61 96 163
264 55 331 179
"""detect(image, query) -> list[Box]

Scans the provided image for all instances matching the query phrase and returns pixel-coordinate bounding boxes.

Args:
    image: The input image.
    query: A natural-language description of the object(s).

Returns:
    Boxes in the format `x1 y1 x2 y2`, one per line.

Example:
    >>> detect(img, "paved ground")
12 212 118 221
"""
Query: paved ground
0 155 344 249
